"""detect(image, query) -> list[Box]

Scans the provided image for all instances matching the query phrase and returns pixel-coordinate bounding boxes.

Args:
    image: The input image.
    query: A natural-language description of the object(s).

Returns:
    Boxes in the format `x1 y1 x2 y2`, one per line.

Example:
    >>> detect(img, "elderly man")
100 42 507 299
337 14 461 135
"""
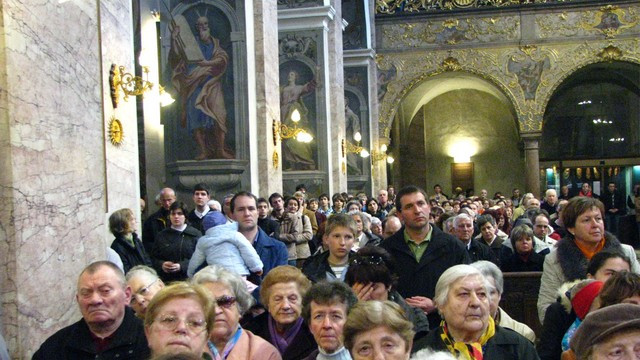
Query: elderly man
125 265 165 318
381 186 470 329
302 281 358 360
377 189 393 213
33 261 149 359
143 187 176 252
453 214 497 264
382 214 402 239
540 189 559 217
569 303 640 360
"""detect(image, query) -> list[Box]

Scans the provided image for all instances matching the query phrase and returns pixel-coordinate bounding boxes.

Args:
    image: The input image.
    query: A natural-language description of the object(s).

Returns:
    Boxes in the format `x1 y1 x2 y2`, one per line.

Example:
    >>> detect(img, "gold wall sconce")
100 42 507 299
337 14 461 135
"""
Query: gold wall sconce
371 144 395 164
342 132 370 158
109 64 153 108
272 109 313 145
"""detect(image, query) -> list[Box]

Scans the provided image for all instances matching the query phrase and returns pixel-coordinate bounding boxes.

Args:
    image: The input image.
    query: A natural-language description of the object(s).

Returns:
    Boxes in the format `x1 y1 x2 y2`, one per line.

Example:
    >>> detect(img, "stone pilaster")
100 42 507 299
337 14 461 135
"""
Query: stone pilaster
523 133 542 197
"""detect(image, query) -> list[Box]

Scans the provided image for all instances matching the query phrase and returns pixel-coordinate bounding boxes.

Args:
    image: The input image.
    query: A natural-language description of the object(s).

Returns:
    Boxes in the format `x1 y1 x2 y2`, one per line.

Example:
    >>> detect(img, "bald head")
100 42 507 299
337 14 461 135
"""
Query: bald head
383 216 402 239
159 188 176 210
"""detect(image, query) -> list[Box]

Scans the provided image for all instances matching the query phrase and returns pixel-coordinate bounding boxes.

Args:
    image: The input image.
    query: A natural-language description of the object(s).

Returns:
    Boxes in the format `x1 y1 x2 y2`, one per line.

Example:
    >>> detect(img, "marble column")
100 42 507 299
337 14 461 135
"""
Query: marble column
0 0 140 357
252 0 283 196
523 133 541 197
326 0 348 194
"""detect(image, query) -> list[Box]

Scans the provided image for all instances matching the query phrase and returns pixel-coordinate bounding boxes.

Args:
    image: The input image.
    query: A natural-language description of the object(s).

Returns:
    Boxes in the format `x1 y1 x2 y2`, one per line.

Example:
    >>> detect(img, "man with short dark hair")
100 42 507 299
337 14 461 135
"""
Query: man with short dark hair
381 185 470 328
33 261 149 359
231 191 288 281
269 192 302 265
256 197 280 238
142 187 176 252
429 184 448 204
187 183 210 233
301 281 358 360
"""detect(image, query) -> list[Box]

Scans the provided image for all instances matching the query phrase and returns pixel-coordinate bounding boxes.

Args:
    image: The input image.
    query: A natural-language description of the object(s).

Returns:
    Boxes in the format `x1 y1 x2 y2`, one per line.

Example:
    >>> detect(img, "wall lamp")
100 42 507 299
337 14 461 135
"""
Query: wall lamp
371 144 395 164
342 132 370 158
109 64 153 108
272 109 313 145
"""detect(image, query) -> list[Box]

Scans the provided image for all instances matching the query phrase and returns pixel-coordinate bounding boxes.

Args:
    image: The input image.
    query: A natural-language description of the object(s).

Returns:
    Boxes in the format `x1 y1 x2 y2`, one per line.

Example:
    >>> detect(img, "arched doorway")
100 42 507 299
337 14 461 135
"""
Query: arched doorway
541 61 640 198
390 72 523 197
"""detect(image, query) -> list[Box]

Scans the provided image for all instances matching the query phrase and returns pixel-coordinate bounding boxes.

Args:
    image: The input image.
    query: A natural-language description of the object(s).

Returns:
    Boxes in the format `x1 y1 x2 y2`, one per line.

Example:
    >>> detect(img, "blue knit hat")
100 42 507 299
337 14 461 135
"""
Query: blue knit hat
202 211 226 231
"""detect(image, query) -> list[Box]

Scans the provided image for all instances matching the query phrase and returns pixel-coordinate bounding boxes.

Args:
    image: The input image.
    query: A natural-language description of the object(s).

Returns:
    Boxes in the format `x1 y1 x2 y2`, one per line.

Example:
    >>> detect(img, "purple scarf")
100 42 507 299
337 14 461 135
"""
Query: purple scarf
268 314 304 355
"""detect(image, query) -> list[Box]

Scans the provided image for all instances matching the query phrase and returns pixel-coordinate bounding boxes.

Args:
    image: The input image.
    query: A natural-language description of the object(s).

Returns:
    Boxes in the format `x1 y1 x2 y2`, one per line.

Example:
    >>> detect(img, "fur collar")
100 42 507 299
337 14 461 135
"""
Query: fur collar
556 232 621 282
557 280 582 314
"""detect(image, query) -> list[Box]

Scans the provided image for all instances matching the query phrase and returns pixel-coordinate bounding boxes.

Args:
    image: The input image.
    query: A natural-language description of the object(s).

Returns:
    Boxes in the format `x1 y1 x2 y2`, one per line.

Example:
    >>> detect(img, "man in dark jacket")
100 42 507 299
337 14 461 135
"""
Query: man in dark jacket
257 197 280 238
454 213 498 265
186 183 211 233
33 261 149 359
602 182 626 236
381 186 470 329
142 187 176 252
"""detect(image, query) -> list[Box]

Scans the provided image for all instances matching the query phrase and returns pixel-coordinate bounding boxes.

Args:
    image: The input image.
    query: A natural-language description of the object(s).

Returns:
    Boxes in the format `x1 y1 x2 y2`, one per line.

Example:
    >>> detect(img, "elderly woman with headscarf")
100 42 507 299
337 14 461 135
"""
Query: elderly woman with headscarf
244 265 316 360
192 265 281 360
414 265 539 360
537 197 640 323
144 282 215 358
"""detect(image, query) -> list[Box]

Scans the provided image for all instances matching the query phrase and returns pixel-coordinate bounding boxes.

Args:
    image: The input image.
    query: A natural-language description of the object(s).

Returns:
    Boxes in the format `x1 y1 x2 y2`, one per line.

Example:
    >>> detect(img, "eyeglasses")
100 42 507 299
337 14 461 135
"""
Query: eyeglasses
154 314 207 333
216 295 237 309
350 255 385 266
130 279 158 305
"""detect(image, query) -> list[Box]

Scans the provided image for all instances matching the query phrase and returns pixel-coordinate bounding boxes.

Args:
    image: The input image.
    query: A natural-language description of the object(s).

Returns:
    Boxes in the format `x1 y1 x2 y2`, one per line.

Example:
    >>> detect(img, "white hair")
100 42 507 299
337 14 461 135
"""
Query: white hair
125 265 159 283
411 348 457 360
453 213 474 227
471 261 503 294
208 199 221 211
192 265 255 314
434 264 494 310
545 189 557 198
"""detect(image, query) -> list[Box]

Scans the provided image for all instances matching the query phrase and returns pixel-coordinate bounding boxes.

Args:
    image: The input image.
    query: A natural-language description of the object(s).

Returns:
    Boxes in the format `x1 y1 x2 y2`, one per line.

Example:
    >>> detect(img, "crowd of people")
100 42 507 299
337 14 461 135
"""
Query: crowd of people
30 182 640 360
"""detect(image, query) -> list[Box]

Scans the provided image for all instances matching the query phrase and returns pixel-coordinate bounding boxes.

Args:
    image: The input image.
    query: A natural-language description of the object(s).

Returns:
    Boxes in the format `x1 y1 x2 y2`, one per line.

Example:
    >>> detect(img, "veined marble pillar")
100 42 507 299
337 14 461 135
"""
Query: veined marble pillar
523 133 541 197
278 1 346 195
252 0 283 196
0 0 140 357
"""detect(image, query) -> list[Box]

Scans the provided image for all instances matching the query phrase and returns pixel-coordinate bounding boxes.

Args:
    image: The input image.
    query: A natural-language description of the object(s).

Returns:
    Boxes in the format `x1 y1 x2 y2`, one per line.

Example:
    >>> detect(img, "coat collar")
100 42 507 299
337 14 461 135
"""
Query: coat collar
556 232 620 281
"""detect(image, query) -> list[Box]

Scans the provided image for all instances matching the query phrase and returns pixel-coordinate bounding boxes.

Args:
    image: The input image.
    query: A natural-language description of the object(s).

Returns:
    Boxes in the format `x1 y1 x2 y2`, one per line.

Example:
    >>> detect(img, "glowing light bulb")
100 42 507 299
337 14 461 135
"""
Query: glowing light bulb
291 109 301 123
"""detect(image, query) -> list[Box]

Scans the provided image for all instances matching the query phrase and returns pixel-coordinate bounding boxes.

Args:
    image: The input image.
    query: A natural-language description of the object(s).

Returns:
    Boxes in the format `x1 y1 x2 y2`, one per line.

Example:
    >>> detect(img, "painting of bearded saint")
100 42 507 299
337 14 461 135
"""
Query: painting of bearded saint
280 69 317 170
168 11 234 160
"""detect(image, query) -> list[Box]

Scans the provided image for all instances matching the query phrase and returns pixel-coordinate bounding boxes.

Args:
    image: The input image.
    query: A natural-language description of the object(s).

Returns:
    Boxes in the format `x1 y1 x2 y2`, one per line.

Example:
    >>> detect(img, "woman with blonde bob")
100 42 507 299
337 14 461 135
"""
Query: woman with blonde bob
343 300 415 360
413 265 539 360
144 282 216 358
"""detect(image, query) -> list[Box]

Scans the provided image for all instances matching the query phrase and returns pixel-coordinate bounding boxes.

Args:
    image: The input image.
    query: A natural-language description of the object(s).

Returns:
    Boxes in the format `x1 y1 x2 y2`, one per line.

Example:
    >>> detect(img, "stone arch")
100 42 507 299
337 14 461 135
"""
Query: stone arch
380 69 520 139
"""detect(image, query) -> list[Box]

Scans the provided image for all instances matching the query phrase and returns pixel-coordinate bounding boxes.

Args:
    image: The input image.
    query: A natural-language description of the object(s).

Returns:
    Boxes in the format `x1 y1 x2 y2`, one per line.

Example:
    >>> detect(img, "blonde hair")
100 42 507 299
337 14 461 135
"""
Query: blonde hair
343 300 414 353
259 265 311 308
144 282 216 334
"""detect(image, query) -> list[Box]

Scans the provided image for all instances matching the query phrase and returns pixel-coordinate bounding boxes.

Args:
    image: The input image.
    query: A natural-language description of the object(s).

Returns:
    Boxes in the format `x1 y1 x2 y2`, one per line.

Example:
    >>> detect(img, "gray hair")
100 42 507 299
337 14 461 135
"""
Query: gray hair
192 265 255 314
521 193 534 207
471 261 504 295
434 265 494 310
443 217 456 234
411 348 457 360
349 210 371 231
125 265 159 283
453 213 474 228
545 189 557 198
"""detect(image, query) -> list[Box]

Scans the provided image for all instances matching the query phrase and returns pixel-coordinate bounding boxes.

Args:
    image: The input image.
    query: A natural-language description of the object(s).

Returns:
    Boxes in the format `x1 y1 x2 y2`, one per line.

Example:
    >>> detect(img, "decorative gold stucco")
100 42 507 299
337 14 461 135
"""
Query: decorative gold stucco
377 3 640 138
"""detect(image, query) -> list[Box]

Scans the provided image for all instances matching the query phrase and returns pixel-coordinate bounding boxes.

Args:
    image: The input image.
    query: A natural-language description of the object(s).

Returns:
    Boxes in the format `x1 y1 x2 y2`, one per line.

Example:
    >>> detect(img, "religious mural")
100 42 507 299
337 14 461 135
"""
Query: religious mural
162 2 236 160
279 32 319 171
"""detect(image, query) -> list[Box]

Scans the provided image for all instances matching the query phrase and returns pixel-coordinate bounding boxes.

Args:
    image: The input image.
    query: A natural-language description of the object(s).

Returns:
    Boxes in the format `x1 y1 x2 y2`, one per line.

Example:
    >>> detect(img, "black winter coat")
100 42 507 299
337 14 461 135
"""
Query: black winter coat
142 208 170 252
151 226 201 282
302 250 355 283
501 251 546 272
110 233 152 274
32 307 149 360
414 325 540 360
244 312 316 360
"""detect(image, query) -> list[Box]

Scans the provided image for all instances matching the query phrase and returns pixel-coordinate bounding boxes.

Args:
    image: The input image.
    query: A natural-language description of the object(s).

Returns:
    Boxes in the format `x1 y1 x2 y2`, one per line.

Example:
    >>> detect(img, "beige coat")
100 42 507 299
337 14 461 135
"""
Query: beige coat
497 307 536 343
223 329 282 360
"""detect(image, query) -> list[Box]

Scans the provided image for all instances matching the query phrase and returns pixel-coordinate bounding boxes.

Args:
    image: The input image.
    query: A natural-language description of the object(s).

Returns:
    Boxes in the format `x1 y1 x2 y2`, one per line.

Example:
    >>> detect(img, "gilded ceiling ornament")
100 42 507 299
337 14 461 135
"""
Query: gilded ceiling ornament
507 46 551 101
441 57 462 71
598 45 623 61
580 5 639 38
443 19 459 28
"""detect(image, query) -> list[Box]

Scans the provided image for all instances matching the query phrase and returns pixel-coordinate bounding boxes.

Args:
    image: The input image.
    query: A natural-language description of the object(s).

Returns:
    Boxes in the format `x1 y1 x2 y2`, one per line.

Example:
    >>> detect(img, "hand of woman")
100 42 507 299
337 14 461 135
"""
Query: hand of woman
352 282 374 301
162 261 175 273
406 296 436 314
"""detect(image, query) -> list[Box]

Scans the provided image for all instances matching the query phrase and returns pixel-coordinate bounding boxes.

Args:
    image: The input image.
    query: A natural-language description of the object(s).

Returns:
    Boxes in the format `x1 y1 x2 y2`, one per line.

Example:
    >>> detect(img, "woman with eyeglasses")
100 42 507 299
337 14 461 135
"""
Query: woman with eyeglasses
344 246 430 341
192 265 281 360
125 265 165 318
144 282 215 358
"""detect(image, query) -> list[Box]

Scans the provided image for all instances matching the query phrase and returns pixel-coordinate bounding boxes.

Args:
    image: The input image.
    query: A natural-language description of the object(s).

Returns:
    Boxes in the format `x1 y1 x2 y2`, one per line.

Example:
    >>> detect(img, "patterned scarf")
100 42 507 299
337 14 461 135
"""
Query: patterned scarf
440 317 496 360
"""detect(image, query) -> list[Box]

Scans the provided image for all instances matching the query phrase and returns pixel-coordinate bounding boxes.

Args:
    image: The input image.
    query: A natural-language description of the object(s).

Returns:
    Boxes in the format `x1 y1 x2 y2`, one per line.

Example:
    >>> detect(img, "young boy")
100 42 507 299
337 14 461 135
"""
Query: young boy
302 213 357 282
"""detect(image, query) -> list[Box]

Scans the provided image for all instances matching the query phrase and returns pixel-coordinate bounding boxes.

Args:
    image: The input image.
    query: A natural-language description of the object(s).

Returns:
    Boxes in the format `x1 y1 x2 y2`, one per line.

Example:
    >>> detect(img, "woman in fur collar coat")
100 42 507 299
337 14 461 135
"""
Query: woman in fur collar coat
536 197 640 324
